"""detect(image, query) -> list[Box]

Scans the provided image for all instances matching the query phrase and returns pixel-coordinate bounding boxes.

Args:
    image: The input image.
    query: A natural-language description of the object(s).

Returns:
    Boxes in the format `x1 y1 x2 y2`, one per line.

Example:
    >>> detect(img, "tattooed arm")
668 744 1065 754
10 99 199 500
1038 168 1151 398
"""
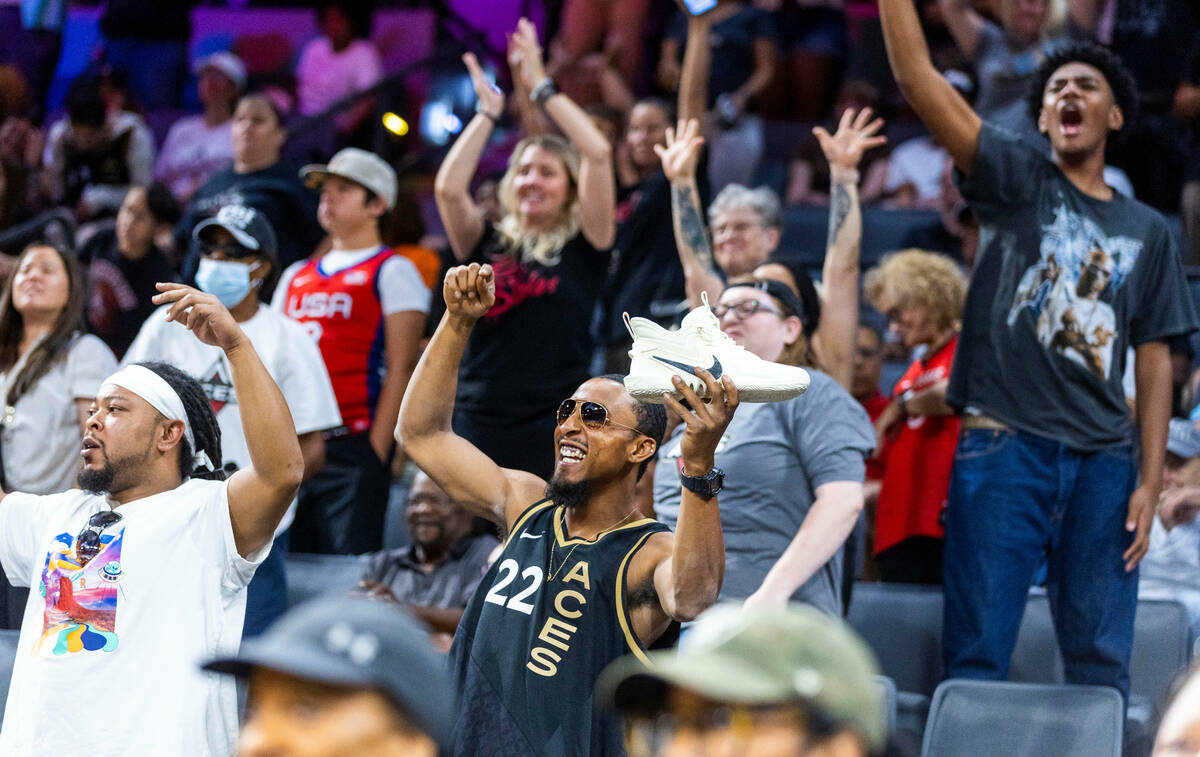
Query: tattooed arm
815 109 887 391
657 119 724 307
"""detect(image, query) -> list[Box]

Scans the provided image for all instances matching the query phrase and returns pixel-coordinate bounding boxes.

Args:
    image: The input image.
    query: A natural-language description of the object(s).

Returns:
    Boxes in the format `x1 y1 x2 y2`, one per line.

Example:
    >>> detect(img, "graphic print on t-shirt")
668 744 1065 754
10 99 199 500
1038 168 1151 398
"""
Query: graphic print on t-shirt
198 356 235 414
36 529 123 655
1006 205 1142 380
486 256 561 319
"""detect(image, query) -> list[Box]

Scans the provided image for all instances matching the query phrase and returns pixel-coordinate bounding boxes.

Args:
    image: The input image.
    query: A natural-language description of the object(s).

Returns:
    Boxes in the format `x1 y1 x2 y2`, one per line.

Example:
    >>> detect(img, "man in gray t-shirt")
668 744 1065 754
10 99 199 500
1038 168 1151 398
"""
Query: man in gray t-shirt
880 0 1198 701
654 371 873 616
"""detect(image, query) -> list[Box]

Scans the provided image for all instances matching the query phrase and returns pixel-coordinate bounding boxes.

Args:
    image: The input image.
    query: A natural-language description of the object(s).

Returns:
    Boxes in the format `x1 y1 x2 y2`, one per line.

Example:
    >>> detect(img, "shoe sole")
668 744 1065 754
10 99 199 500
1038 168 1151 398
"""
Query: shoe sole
624 373 810 404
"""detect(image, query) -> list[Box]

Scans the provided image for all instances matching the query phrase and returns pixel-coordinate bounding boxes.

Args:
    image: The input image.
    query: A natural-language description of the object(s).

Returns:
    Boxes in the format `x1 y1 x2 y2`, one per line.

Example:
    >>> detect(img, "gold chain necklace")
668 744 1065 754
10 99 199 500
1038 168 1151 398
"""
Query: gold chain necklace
546 507 639 582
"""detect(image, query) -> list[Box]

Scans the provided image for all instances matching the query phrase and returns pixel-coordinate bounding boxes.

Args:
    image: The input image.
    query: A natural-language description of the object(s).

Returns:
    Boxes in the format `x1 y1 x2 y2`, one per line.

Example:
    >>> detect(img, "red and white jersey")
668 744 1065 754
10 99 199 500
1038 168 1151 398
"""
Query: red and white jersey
279 247 396 433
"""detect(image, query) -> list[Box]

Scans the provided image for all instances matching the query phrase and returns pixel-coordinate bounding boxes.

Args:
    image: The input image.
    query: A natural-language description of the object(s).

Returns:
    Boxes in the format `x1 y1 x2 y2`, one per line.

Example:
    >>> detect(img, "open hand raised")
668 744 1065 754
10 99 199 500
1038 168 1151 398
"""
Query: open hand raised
813 107 887 173
464 52 504 119
152 283 245 352
654 118 705 184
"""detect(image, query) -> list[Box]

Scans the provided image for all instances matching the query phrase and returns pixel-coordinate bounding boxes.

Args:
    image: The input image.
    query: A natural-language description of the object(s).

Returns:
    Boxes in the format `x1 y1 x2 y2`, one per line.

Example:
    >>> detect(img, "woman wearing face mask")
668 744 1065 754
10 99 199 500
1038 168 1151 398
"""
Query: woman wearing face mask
434 18 615 479
123 204 341 637
652 277 874 616
0 242 117 626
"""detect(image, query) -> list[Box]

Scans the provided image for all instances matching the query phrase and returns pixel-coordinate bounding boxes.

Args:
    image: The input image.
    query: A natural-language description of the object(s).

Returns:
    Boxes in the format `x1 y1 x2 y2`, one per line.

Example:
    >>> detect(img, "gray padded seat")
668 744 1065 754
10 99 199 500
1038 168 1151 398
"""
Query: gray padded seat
284 553 372 608
921 680 1123 757
0 628 19 727
875 674 898 736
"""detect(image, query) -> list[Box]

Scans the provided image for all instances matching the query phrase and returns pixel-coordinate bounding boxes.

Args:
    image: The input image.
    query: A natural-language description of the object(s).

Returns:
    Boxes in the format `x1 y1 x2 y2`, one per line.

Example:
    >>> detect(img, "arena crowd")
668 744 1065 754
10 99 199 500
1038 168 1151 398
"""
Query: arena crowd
1 0 1200 755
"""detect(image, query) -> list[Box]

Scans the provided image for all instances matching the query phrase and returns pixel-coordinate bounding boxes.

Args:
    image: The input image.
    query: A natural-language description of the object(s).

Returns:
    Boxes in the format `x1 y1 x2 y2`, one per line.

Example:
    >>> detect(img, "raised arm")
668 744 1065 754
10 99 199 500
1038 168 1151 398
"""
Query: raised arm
152 283 304 558
397 263 546 531
651 369 739 621
434 53 506 261
657 119 724 307
880 0 981 173
678 13 712 124
814 108 887 391
937 0 986 59
510 18 615 249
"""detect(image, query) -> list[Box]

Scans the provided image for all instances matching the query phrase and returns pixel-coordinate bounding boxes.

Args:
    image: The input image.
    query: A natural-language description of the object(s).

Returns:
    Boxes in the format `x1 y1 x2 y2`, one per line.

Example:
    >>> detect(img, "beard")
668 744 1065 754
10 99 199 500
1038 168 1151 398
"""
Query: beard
77 444 151 495
544 476 591 510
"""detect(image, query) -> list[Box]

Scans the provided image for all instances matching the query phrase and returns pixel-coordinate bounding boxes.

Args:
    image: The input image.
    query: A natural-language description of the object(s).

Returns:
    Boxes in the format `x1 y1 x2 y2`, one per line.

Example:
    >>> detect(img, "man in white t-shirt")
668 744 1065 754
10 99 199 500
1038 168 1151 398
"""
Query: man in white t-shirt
0 281 304 756
124 204 342 635
273 147 429 554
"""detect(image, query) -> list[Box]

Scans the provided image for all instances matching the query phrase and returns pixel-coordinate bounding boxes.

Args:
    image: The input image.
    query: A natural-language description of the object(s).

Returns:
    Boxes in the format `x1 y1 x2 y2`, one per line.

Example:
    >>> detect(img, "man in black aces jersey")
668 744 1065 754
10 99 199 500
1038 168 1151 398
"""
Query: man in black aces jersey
398 262 739 757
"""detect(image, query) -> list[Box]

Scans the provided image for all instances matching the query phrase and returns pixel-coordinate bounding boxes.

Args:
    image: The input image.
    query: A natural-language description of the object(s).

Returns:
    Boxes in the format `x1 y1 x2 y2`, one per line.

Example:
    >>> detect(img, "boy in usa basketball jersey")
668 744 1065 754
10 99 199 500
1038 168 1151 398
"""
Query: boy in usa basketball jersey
273 148 430 554
399 263 739 756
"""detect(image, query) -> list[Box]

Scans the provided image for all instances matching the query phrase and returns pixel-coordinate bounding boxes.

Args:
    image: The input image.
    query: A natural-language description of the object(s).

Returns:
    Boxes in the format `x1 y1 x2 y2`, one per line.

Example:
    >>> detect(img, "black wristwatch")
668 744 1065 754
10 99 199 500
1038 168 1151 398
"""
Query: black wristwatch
680 467 725 500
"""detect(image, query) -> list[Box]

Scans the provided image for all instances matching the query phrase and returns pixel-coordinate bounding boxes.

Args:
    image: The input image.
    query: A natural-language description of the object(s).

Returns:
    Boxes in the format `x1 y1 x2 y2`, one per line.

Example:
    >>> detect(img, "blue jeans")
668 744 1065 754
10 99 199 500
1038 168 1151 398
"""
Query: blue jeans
942 428 1138 701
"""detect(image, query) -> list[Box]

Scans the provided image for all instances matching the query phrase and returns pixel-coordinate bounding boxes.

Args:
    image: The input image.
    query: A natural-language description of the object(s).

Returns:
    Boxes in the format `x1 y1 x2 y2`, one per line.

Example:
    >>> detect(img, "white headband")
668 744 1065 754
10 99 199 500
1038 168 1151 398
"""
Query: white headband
103 365 213 472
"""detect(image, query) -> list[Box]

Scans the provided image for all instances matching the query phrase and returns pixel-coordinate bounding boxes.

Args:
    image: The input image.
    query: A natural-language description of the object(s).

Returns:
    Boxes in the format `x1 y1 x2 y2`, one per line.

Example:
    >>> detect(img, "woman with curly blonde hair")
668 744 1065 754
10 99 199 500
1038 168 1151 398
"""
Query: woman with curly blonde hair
864 249 967 583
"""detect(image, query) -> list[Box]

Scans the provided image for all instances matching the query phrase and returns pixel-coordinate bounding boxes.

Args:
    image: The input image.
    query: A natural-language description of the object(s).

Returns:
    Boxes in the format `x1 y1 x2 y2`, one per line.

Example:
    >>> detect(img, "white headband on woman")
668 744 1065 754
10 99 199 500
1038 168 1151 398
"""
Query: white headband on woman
102 365 213 472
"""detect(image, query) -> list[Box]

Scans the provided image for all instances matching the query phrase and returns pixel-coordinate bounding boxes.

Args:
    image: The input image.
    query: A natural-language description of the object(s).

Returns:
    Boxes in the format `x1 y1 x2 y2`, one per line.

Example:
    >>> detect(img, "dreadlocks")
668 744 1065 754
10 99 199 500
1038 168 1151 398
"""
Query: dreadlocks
135 361 226 481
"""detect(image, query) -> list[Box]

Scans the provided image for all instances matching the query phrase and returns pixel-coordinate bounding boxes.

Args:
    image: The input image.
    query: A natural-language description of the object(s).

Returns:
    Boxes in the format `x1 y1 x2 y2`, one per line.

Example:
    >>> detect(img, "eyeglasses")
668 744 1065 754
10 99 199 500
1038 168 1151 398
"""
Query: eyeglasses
199 240 256 260
556 399 644 436
712 299 783 321
76 510 123 566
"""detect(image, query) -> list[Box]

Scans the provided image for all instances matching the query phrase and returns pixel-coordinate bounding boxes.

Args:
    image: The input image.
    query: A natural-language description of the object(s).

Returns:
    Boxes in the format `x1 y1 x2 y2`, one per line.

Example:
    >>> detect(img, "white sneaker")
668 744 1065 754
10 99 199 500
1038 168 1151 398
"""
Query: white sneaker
623 294 811 404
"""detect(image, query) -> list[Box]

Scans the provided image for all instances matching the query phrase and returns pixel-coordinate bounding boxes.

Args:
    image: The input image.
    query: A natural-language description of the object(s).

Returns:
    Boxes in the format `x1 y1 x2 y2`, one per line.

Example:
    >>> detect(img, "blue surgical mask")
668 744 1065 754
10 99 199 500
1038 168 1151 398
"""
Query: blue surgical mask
196 258 260 308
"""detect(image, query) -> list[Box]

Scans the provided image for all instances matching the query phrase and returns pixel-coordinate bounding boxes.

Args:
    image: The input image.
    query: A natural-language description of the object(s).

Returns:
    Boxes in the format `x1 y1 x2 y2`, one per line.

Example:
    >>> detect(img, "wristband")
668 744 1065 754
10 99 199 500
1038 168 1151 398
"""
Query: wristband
530 77 558 107
474 103 501 122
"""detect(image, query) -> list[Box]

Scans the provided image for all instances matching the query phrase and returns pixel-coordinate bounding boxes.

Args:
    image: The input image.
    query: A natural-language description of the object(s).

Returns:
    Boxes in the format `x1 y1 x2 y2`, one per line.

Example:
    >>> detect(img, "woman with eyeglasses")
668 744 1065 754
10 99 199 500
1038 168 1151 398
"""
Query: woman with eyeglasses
652 275 874 616
434 18 615 479
864 249 966 585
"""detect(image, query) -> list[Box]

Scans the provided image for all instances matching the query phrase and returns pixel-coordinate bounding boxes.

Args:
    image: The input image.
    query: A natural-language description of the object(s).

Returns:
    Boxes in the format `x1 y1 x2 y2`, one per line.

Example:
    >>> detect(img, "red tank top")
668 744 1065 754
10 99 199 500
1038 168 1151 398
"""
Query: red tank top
282 248 393 433
874 334 961 554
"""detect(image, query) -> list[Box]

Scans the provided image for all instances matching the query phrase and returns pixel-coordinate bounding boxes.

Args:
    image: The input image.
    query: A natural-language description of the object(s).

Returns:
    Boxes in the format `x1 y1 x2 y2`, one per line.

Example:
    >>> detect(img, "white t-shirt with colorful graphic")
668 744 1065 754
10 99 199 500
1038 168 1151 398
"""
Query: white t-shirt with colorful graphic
0 479 267 756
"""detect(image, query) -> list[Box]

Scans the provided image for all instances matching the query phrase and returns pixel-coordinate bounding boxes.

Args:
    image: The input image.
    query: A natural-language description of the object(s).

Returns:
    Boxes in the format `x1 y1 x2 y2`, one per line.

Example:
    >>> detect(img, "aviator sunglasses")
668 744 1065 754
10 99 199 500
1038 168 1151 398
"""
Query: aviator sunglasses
556 399 645 436
76 510 123 566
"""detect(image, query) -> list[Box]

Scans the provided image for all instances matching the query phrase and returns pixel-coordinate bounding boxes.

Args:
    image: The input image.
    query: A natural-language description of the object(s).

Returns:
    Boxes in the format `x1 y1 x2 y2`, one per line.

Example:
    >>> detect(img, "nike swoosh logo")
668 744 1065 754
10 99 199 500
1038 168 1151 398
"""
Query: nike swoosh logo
651 355 723 380
519 532 544 540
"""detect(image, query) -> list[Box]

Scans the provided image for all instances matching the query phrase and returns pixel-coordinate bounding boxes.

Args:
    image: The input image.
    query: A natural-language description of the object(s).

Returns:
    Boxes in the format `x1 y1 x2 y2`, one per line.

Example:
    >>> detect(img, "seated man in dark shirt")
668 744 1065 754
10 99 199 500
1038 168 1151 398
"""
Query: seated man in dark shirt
359 471 498 650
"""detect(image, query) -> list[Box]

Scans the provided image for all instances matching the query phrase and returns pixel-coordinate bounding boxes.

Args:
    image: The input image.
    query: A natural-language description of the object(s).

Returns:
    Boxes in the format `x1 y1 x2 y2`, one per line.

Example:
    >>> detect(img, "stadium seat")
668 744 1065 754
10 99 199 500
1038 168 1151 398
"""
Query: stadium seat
1009 592 1064 685
847 582 944 696
284 553 371 608
921 680 1124 757
0 628 18 727
875 675 897 736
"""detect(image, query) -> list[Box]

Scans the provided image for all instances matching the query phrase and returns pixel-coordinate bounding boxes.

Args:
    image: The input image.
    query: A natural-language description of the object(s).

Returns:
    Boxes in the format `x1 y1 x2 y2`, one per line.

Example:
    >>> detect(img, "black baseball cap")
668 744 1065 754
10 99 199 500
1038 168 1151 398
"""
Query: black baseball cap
193 204 279 262
202 596 455 746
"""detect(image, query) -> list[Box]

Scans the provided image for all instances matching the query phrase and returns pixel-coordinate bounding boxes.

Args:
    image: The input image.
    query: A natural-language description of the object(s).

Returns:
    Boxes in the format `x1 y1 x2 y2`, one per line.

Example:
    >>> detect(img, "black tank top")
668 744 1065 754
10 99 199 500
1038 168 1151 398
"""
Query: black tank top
448 500 670 757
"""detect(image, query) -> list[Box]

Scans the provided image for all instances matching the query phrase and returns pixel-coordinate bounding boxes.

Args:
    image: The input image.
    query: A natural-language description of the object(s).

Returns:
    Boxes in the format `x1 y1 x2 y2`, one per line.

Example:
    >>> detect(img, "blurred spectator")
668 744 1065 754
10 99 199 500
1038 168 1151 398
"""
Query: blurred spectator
1177 39 1200 265
203 596 454 757
80 184 179 359
882 134 949 209
853 318 890 470
177 93 323 295
865 249 966 584
156 52 245 203
99 0 196 110
779 0 849 119
296 0 383 139
597 98 687 372
0 115 46 215
0 157 31 232
661 1 778 193
786 80 890 206
1151 659 1200 757
0 1 65 120
938 0 1091 128
43 75 155 221
126 204 341 636
708 184 782 277
900 154 981 266
1139 419 1200 643
357 471 499 652
655 278 873 615
274 148 429 555
0 242 116 628
0 243 116 495
1106 0 1199 210
550 0 648 101
0 65 31 123
600 603 886 757
433 21 614 479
